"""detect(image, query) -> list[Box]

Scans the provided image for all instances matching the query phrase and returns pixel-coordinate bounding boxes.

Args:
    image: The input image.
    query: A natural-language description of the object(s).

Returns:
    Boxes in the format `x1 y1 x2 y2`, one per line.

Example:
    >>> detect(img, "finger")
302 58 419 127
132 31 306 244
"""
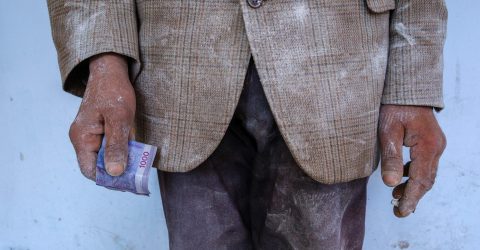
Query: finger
393 205 405 218
69 119 103 181
398 128 443 216
379 117 405 187
392 181 407 199
103 113 132 176
398 156 436 217
393 181 414 218
76 150 98 181
398 179 428 217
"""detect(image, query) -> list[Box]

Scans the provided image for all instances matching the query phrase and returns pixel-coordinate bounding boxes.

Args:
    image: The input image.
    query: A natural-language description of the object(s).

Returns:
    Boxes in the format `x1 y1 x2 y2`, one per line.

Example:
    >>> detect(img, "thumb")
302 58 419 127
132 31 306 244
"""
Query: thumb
104 118 131 176
379 117 405 187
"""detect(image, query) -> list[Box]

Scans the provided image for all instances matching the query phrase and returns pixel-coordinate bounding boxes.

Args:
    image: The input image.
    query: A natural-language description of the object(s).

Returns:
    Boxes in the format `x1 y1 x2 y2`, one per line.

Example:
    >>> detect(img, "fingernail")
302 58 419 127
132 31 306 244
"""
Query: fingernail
106 162 125 176
382 172 401 186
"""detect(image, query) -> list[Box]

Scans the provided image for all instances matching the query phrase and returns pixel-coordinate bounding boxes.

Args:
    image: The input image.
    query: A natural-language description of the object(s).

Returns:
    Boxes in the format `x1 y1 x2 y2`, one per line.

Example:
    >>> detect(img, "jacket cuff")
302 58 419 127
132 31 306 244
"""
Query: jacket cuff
48 1 140 97
382 45 445 111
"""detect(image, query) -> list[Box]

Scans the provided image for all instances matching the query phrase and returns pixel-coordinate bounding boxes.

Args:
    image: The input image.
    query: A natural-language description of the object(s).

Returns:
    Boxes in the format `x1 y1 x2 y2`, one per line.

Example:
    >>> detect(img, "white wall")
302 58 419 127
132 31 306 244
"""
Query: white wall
0 1 478 249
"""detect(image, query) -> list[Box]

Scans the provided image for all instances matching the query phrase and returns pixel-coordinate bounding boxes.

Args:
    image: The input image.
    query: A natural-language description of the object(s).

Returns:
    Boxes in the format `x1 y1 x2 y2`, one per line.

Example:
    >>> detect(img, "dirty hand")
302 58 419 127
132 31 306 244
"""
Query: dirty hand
379 105 446 217
69 53 135 181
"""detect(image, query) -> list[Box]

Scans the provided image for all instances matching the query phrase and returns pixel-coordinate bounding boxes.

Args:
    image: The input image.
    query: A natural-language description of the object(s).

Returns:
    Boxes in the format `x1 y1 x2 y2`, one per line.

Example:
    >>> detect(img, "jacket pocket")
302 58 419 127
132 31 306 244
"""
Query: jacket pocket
366 0 396 13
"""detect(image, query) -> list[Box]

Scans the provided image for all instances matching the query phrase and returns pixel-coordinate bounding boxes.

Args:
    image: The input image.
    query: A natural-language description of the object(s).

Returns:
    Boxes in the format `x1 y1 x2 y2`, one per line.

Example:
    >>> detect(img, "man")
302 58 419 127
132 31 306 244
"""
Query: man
48 0 447 249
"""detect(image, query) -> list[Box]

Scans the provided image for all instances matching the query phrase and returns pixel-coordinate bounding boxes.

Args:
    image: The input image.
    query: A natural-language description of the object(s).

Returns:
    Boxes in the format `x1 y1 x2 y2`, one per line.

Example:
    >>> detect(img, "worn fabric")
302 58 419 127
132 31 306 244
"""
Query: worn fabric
47 0 448 183
158 57 369 249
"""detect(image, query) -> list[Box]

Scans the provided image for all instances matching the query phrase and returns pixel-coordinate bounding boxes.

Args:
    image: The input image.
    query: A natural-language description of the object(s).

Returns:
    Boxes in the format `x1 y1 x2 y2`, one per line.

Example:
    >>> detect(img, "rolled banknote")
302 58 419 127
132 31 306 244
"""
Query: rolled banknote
96 140 158 196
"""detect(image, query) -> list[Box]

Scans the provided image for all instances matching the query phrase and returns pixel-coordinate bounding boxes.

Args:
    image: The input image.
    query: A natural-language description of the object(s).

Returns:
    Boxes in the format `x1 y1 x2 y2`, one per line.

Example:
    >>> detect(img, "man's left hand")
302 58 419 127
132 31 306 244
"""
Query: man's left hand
378 105 446 217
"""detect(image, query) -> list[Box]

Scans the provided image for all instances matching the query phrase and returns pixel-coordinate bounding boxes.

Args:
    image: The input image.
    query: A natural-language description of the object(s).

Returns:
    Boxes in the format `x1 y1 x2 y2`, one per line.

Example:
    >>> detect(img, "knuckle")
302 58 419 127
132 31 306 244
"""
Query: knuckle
412 178 435 192
423 131 447 155
439 132 447 152
110 128 131 142
382 154 402 161
433 142 446 156
106 142 122 151
381 154 403 166
381 163 403 175
107 123 132 139
69 122 80 142
382 161 403 173
423 180 434 191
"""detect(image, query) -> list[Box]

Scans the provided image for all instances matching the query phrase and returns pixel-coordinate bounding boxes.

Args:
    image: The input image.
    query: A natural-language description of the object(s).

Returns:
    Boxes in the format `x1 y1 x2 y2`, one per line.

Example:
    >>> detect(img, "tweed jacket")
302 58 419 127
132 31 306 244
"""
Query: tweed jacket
48 0 447 184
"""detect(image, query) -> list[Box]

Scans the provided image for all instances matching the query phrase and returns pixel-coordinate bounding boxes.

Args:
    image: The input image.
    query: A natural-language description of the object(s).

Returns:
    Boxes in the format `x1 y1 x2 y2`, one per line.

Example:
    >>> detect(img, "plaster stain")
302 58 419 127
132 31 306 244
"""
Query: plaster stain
396 240 410 249
394 23 416 46
294 4 308 20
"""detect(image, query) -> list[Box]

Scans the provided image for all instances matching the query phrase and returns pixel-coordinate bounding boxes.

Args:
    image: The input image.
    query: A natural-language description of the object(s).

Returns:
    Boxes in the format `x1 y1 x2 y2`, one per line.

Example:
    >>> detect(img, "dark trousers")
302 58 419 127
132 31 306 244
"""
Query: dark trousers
157 57 369 250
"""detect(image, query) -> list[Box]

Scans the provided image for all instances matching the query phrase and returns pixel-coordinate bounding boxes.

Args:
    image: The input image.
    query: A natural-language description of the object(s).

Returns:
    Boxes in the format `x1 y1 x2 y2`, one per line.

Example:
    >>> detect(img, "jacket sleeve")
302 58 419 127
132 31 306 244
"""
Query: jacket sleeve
382 0 448 110
47 0 141 97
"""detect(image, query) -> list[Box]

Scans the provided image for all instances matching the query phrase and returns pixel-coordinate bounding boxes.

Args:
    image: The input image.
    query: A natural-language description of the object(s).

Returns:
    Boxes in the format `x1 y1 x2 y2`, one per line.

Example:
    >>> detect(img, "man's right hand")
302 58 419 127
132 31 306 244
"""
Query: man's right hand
69 53 136 181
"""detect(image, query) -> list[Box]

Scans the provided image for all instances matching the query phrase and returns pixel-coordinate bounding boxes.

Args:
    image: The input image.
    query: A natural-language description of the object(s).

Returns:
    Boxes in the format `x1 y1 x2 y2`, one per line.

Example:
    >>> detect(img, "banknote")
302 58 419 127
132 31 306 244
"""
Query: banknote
96 140 158 196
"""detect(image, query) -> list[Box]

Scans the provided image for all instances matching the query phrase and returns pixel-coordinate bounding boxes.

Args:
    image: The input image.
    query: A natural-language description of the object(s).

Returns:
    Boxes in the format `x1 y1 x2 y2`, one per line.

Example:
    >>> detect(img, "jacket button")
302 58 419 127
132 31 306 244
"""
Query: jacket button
247 0 262 8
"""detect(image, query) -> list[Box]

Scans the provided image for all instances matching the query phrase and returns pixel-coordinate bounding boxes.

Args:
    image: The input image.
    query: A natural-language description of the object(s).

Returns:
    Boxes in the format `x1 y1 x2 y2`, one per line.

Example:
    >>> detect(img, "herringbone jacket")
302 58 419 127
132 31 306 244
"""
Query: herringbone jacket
48 0 447 184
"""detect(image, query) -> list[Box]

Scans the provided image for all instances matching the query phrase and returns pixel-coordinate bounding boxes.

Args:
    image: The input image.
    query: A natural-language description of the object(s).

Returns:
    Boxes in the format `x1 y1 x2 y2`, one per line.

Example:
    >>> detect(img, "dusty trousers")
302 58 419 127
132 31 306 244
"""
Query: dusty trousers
157 57 369 250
